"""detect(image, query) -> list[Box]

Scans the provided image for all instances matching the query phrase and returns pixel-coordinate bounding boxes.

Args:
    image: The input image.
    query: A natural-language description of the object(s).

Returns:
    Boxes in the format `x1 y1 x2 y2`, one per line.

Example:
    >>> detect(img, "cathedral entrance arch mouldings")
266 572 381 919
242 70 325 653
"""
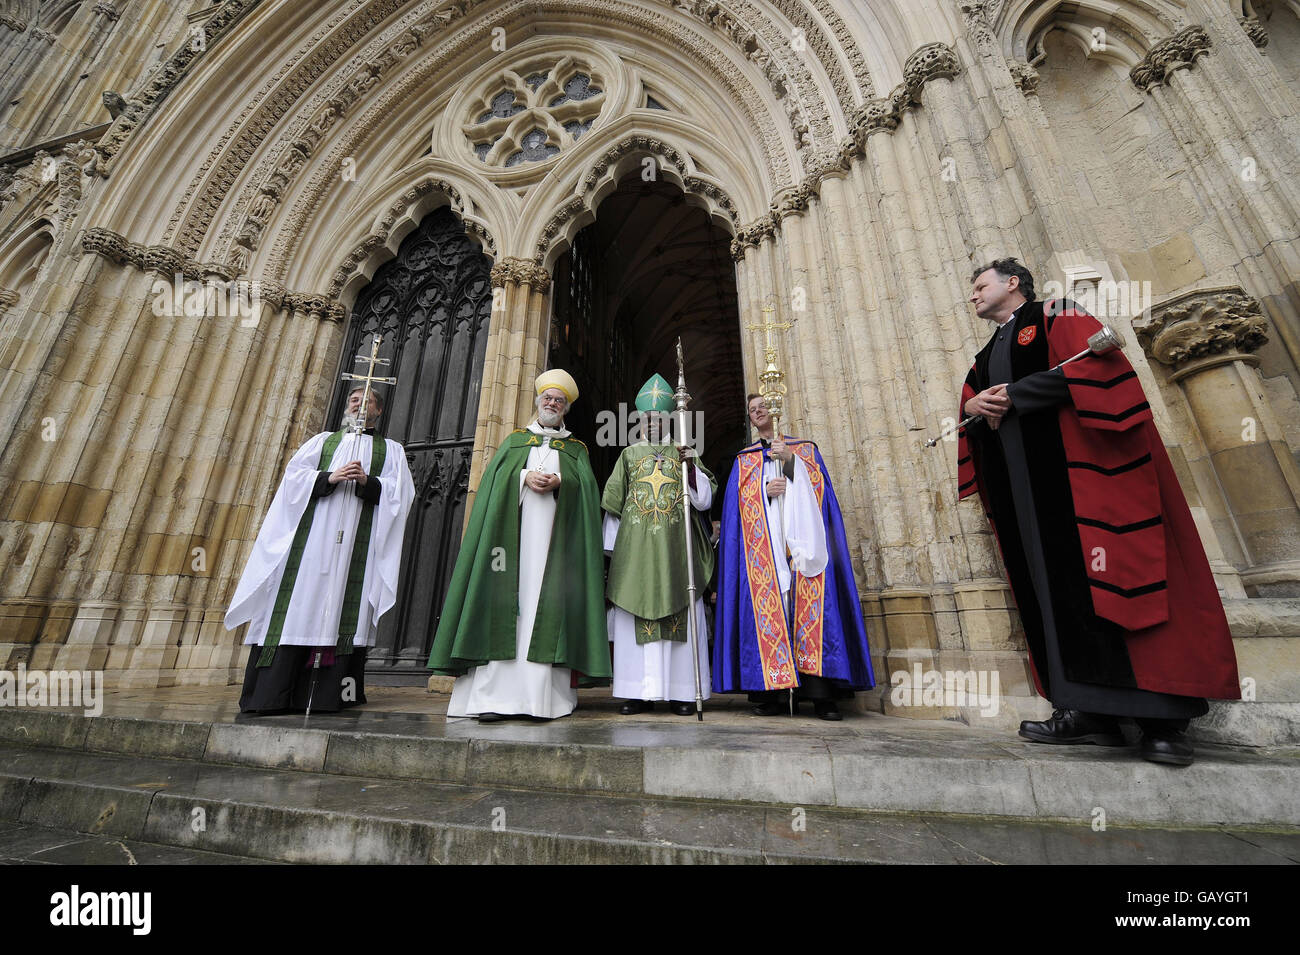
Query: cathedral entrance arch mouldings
163 0 846 283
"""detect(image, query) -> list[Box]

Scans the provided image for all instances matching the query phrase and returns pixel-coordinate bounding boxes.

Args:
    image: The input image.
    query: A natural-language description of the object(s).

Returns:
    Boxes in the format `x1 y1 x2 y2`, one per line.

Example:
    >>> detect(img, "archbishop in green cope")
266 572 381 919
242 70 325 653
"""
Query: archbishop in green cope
428 369 610 721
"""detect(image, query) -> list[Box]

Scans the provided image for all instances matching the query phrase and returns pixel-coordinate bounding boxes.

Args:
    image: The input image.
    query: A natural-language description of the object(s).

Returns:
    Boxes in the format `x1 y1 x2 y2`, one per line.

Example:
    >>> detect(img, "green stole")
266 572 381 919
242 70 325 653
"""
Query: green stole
257 430 387 666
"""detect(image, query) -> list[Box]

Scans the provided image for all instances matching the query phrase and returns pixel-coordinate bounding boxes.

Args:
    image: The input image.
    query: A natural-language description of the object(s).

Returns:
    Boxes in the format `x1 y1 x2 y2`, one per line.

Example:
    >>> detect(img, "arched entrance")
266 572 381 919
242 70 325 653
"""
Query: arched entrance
550 172 747 491
332 205 493 678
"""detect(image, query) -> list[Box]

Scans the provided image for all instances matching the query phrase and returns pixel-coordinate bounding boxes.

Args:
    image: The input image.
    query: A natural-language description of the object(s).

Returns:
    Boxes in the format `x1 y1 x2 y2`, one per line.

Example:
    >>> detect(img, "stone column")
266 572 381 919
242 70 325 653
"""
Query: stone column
468 257 550 495
1136 286 1300 595
1131 26 1300 373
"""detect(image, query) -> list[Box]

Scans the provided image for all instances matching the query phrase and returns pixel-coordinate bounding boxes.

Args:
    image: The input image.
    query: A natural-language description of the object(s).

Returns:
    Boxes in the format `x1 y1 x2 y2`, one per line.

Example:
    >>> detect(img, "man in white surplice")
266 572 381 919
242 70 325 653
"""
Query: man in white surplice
226 386 415 713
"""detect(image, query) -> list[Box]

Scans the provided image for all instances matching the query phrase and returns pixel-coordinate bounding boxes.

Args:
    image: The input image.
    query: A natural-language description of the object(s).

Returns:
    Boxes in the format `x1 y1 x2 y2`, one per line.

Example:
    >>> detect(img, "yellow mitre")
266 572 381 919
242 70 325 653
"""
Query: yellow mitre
535 368 579 403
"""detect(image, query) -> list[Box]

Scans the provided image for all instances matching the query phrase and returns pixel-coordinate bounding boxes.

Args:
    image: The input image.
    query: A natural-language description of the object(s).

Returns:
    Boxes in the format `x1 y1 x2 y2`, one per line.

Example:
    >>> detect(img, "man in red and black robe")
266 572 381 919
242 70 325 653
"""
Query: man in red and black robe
958 259 1239 766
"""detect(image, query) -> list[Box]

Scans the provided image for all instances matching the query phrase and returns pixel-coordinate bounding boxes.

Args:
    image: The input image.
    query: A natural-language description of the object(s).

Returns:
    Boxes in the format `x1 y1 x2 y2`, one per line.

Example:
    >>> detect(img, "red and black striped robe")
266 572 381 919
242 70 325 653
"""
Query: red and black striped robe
956 299 1240 702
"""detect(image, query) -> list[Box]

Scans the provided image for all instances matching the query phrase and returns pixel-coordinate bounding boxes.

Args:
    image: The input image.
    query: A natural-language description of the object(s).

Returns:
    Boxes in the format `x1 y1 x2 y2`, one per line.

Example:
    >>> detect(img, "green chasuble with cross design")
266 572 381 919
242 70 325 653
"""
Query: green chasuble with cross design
603 443 716 643
427 428 611 682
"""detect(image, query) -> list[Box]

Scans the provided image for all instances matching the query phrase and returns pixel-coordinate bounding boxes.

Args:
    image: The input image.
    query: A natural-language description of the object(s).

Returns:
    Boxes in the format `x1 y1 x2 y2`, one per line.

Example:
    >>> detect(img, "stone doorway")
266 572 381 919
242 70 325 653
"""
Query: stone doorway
549 172 747 497
332 205 493 680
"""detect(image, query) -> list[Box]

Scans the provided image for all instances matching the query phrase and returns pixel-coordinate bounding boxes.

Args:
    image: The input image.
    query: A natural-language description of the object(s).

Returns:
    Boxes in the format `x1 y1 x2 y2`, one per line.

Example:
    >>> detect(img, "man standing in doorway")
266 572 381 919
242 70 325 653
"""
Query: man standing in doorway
957 257 1239 764
226 385 415 713
602 374 715 716
428 369 610 721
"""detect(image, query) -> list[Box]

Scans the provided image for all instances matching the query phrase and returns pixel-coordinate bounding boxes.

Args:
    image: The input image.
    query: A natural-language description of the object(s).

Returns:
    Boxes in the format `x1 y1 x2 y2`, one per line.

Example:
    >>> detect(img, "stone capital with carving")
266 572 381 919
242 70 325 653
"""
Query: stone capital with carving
1134 286 1268 379
491 257 551 292
252 280 287 310
903 43 960 102
81 227 129 262
0 14 27 31
284 292 332 317
1009 60 1039 96
1238 16 1268 50
851 97 901 144
1130 26 1213 92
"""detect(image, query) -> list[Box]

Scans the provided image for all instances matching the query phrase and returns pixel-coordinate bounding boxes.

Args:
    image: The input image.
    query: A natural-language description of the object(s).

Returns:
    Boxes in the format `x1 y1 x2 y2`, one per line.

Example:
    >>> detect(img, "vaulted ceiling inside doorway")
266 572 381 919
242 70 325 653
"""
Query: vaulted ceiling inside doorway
551 172 747 493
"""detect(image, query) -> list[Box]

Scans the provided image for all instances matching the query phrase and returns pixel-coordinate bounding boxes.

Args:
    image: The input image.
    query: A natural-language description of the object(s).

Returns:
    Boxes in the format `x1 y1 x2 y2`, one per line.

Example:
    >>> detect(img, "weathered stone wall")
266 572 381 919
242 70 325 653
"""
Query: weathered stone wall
0 0 1296 740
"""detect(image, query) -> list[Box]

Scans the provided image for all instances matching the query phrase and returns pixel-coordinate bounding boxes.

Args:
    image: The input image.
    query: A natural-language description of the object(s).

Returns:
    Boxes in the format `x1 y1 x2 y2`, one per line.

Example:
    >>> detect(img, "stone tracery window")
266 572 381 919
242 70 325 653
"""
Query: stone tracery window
465 58 604 169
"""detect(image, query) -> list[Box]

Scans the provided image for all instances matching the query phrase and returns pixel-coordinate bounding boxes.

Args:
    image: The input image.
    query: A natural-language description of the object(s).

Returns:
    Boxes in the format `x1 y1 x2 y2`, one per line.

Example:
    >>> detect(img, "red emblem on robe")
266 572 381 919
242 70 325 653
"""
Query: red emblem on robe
1017 325 1037 345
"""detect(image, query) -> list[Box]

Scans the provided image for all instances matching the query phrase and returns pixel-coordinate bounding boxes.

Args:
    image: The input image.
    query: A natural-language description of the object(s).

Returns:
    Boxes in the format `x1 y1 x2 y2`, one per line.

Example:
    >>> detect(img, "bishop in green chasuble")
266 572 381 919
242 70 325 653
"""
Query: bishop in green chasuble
429 370 610 721
602 374 715 710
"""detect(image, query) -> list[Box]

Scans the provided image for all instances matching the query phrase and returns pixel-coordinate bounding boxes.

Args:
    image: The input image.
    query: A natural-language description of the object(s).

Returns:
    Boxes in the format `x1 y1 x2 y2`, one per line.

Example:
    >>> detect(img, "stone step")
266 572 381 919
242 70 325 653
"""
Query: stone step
0 741 1296 865
1 705 1298 829
0 820 273 865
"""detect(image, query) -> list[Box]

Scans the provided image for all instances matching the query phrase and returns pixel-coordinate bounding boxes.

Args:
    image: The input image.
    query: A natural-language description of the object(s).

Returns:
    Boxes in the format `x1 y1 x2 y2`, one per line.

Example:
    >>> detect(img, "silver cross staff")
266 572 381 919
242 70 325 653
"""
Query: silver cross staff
924 325 1126 448
306 333 396 718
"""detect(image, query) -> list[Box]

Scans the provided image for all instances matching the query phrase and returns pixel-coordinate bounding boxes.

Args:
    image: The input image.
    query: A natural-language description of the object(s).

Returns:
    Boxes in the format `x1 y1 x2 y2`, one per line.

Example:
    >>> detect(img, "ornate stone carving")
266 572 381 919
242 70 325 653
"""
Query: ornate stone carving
850 97 900 142
491 257 551 291
771 184 812 220
534 196 587 261
284 292 331 316
463 219 498 257
1239 16 1268 50
0 288 21 314
31 27 56 44
255 280 288 310
803 147 849 188
190 0 792 267
141 245 187 275
682 175 739 225
81 227 130 263
94 2 120 21
326 178 466 297
0 14 27 31
1135 286 1268 376
730 213 777 260
581 136 688 192
958 2 996 53
668 0 833 153
1009 59 1039 95
903 42 960 103
1130 26 1213 92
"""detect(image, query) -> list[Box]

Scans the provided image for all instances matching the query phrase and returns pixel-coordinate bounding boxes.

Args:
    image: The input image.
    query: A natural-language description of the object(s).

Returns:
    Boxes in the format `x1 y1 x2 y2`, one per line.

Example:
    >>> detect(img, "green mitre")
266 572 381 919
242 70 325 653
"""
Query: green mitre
636 373 674 412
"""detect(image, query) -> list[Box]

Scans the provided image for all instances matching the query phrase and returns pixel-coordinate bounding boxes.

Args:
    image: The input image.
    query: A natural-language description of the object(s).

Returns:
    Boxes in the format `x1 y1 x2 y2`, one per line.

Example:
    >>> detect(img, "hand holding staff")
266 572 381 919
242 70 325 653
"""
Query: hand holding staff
924 325 1125 448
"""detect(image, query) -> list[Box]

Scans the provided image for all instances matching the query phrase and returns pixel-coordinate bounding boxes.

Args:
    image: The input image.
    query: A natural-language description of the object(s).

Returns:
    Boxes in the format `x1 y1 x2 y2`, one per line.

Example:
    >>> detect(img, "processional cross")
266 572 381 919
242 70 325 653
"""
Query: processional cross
745 298 795 435
341 334 397 434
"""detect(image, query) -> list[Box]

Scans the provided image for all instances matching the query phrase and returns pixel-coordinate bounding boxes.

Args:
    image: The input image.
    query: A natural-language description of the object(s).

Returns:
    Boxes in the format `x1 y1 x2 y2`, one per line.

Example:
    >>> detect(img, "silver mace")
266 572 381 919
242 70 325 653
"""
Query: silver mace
924 325 1126 448
674 337 705 721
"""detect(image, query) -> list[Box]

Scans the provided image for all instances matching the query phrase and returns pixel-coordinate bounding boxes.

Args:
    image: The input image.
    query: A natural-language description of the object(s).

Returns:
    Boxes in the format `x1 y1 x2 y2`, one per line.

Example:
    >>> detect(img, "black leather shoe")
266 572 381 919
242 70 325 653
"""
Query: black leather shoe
476 712 505 723
670 701 695 716
619 699 653 715
814 700 842 721
1140 730 1194 766
751 701 789 716
1018 708 1126 746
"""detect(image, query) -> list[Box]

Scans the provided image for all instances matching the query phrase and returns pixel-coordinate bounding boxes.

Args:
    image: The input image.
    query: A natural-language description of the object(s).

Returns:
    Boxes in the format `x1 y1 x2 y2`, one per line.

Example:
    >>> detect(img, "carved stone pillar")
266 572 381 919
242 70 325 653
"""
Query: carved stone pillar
1136 287 1300 594
468 257 551 495
1131 26 1300 372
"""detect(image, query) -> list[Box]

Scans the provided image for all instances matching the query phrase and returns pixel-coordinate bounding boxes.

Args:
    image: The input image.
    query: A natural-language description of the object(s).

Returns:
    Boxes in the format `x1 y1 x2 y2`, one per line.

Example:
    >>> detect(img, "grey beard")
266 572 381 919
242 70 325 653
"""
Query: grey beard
341 412 368 431
537 409 563 428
